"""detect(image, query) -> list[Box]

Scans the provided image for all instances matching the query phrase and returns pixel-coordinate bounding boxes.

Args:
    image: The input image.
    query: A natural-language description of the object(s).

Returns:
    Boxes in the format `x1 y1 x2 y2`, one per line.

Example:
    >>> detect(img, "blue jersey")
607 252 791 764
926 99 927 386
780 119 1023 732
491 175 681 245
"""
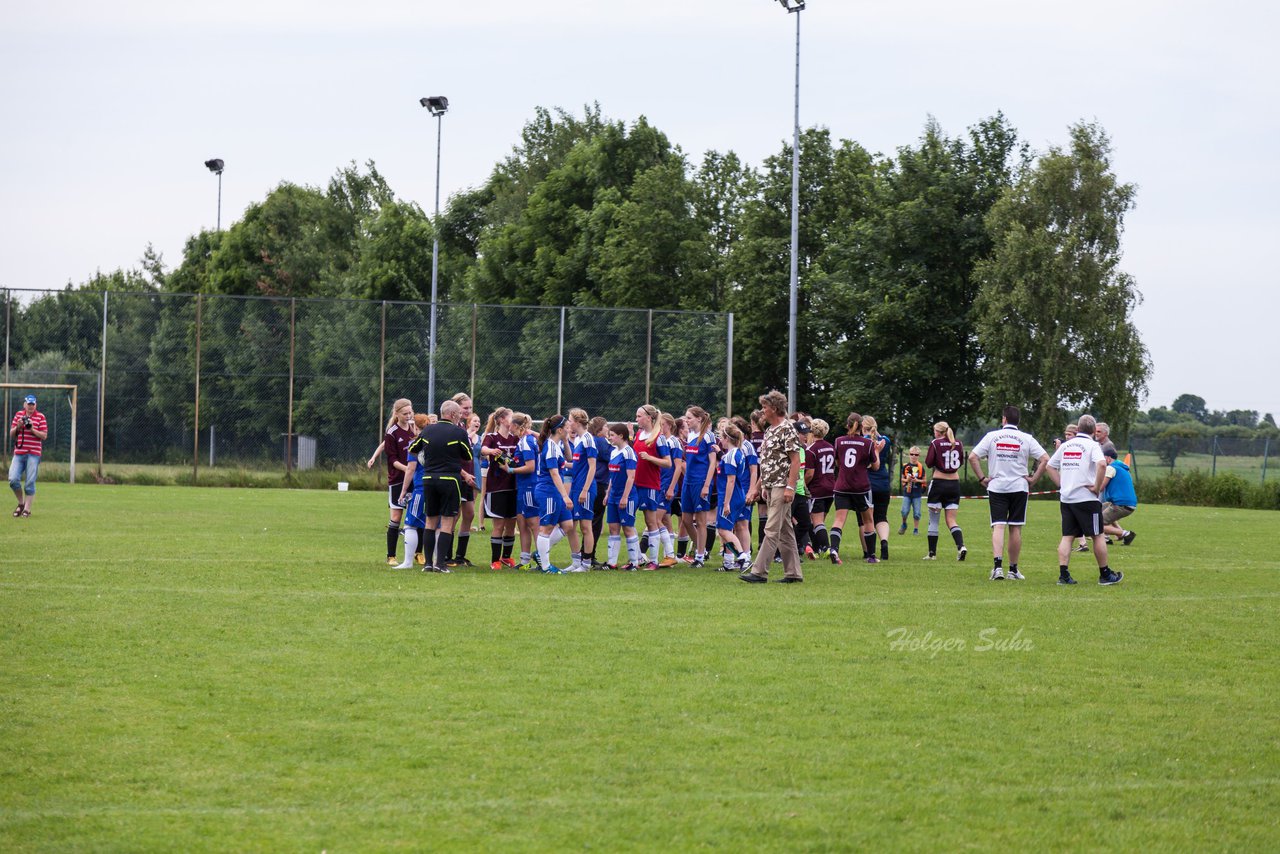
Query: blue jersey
536 438 567 490
607 445 638 499
741 439 758 488
659 434 680 494
569 434 598 497
867 434 893 492
715 446 747 504
593 435 612 487
683 430 717 487
514 433 538 493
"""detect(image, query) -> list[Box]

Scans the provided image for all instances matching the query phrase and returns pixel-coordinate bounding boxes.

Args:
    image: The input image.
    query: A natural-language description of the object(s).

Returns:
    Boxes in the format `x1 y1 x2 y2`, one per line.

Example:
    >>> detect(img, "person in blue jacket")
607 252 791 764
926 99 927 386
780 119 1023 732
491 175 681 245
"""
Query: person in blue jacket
1100 448 1138 546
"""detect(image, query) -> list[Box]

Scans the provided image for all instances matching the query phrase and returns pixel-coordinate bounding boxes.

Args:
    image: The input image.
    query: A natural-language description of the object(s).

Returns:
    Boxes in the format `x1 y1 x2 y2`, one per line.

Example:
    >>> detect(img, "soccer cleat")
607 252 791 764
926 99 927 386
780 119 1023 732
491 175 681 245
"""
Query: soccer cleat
642 561 660 571
865 556 879 565
514 561 534 572
500 557 517 568
691 558 705 568
1058 573 1077 585
591 560 609 571
490 561 504 571
658 556 678 568
1122 530 1137 546
386 556 399 566
540 564 563 575
680 554 697 565
804 545 816 560
990 567 1005 581
830 552 844 566
913 528 919 535
1007 568 1025 580
1099 568 1124 586
1074 544 1089 553
424 565 451 574
620 562 638 571
922 554 936 561
880 546 889 561
414 552 427 566
720 560 737 572
565 564 589 573
958 546 967 562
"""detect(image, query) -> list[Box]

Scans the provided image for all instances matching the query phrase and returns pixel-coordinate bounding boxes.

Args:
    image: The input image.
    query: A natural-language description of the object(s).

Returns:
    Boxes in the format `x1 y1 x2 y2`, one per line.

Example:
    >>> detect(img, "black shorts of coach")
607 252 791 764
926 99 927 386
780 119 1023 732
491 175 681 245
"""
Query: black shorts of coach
988 490 1029 526
834 490 872 513
1060 500 1103 538
423 475 463 518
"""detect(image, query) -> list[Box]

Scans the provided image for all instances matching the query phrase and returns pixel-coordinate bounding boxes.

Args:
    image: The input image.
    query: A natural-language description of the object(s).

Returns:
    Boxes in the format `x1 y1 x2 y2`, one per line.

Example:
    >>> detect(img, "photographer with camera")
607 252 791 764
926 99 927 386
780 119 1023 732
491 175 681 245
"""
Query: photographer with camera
9 395 48 518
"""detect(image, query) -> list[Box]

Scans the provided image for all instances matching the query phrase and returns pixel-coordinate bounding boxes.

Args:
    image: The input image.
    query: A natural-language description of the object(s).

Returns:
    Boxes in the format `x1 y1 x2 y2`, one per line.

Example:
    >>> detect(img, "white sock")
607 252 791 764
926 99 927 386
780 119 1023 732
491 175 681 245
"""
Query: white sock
626 536 641 564
395 527 418 569
646 530 659 563
739 549 751 565
520 551 531 563
661 528 675 558
608 535 621 565
537 534 552 569
549 528 565 548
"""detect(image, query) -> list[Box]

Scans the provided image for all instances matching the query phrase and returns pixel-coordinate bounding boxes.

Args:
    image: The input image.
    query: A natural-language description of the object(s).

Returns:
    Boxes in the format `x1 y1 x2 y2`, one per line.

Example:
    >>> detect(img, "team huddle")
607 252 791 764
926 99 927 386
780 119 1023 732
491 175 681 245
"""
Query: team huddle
374 393 1137 585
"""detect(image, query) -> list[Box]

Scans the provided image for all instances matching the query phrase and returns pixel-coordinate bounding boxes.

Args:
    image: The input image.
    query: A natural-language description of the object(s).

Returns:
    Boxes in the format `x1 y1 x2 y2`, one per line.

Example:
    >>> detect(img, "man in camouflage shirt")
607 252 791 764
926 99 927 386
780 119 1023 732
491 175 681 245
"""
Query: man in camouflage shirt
743 390 804 583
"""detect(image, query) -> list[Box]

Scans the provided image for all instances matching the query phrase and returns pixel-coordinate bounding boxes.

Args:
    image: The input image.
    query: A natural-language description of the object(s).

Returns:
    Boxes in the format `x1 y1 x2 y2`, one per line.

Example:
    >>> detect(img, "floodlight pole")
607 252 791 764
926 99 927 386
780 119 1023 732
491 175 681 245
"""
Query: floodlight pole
779 0 803 413
216 169 223 232
421 97 449 414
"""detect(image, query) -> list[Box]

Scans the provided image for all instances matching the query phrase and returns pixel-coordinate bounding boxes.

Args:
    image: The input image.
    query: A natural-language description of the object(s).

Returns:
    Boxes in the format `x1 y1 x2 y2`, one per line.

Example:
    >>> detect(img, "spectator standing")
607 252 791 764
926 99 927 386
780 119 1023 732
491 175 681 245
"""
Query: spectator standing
741 391 804 584
9 395 48 518
968 406 1049 581
1046 414 1124 586
898 447 926 535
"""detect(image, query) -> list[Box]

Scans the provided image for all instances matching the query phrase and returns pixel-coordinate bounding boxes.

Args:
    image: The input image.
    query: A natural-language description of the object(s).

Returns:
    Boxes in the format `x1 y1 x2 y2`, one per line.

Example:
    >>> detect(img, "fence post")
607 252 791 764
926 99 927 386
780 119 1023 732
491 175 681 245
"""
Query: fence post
556 306 566 414
1263 435 1270 485
1211 434 1218 477
469 303 477 403
99 291 108 479
4 289 10 457
725 312 734 418
193 293 202 485
377 300 386 487
645 309 653 405
286 298 296 478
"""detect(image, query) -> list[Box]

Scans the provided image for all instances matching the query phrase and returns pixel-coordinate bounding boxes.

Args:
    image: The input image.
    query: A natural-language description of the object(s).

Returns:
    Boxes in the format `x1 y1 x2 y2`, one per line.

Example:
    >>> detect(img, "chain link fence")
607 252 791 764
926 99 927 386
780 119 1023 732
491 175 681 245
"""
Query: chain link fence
1128 434 1275 484
3 289 732 481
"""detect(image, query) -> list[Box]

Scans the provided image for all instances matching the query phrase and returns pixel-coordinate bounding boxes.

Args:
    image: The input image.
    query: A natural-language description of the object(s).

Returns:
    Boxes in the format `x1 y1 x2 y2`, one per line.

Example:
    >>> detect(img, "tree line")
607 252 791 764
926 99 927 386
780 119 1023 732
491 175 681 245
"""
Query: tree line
10 104 1152 451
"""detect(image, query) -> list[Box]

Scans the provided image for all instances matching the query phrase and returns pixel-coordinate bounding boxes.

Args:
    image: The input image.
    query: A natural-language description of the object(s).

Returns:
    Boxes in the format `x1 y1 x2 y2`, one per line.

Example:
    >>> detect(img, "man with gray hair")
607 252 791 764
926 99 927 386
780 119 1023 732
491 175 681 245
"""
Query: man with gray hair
1046 415 1123 586
1095 422 1117 458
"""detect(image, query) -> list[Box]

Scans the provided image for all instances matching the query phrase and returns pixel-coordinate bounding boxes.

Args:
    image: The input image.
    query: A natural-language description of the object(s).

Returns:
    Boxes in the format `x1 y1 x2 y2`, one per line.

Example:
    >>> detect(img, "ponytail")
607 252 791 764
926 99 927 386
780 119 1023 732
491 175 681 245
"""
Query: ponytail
686 405 711 435
845 412 862 436
385 398 411 431
538 414 566 452
934 421 955 443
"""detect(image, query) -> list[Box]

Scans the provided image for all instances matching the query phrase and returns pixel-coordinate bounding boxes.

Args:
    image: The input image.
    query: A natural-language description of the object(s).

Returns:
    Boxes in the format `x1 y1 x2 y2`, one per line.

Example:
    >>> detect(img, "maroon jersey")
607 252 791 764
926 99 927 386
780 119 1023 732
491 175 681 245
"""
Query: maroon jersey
926 437 965 474
383 424 414 488
482 431 520 493
833 434 875 493
749 431 765 458
806 439 836 498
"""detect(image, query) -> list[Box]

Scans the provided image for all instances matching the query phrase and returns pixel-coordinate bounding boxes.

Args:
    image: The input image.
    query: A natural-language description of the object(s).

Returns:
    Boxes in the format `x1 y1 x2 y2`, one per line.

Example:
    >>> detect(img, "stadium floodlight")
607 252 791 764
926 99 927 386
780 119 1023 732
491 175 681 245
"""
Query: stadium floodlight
775 0 803 411
204 158 225 231
419 96 449 412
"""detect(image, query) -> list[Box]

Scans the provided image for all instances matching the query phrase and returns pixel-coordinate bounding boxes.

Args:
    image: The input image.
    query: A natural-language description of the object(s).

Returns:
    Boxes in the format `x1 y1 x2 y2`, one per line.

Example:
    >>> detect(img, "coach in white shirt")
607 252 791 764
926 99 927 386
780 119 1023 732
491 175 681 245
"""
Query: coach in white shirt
969 405 1048 581
1046 415 1124 586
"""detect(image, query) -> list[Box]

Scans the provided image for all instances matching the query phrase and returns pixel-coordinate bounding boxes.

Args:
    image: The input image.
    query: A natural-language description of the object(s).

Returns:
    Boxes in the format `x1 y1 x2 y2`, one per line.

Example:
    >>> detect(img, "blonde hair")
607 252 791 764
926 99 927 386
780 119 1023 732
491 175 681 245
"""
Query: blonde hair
908 445 922 456
933 421 955 442
485 406 511 435
511 412 532 432
568 407 590 428
861 415 879 437
810 418 829 439
721 423 744 446
659 411 677 434
636 404 659 426
386 398 412 431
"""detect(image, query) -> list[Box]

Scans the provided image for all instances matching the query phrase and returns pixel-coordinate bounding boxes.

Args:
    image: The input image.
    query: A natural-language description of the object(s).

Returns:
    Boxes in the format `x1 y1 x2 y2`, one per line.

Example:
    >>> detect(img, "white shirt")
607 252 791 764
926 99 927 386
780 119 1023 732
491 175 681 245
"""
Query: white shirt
1048 435 1106 504
972 427 1047 493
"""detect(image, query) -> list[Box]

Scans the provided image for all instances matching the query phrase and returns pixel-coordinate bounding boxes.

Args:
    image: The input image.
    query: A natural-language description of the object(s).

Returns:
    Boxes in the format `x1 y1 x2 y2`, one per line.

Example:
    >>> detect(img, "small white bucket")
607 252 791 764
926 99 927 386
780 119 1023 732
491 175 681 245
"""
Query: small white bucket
337 482 349 492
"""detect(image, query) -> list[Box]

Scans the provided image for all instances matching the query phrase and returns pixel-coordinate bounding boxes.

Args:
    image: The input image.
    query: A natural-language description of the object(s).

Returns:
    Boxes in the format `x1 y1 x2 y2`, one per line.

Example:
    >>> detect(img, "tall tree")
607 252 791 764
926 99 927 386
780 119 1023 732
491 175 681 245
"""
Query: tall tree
974 122 1150 440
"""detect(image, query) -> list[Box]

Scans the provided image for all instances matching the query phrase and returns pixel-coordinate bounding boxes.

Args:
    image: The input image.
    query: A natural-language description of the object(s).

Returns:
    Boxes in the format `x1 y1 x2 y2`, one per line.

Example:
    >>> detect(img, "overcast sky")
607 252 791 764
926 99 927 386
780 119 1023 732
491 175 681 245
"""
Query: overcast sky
2 0 1276 418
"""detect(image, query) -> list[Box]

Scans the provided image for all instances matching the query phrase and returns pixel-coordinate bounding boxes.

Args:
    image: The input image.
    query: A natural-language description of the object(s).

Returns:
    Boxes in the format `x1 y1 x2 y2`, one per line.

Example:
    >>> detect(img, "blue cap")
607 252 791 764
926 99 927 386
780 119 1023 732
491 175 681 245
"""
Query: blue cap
23 395 36 405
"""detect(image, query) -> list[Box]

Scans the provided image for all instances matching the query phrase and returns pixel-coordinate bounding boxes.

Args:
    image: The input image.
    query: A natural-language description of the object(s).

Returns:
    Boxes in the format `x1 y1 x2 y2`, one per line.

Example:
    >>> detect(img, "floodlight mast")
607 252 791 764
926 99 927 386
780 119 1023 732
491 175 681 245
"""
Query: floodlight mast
419 96 449 414
204 158 224 231
776 0 803 412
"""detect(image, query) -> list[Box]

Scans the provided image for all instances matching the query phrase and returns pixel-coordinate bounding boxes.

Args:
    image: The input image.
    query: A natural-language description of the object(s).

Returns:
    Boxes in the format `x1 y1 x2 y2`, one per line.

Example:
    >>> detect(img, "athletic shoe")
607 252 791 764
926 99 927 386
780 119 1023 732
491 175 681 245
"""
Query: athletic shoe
490 561 504 571
444 558 463 569
1104 537 1114 545
958 546 967 562
565 564 589 573
779 576 803 583
1099 568 1124 586
990 568 1005 581
739 572 767 584
804 545 816 560
772 555 783 564
680 554 697 565
591 560 609 571
514 561 535 572
865 556 879 565
898 524 907 535
642 561 660 571
386 556 398 566
1074 544 1089 553
720 559 737 572
658 557 678 568
456 558 475 568
620 562 637 572
691 559 705 568
1058 573 1077 585
414 553 426 566
424 565 451 574
500 557 517 568
880 546 889 561
1122 530 1137 546
830 553 843 566
1007 568 1025 580
912 529 919 535
922 554 936 561
540 564 563 575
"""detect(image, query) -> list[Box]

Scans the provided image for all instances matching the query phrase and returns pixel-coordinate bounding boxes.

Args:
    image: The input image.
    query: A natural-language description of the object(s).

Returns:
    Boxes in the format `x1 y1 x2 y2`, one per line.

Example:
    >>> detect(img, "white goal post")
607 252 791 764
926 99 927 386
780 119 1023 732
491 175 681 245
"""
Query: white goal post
2 383 78 484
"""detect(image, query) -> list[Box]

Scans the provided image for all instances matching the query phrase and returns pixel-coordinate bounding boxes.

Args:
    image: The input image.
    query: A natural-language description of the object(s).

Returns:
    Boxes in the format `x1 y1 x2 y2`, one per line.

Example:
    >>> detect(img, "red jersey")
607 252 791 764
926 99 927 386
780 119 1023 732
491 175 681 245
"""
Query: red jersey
383 424 414 488
11 410 48 456
832 434 875 493
633 429 663 489
481 431 520 493
805 439 836 498
926 438 965 474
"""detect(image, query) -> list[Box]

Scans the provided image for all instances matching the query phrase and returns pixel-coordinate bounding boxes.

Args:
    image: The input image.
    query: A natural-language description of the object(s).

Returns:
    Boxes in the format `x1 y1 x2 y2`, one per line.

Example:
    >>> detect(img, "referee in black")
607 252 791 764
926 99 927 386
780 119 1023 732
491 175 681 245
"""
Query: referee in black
412 399 476 572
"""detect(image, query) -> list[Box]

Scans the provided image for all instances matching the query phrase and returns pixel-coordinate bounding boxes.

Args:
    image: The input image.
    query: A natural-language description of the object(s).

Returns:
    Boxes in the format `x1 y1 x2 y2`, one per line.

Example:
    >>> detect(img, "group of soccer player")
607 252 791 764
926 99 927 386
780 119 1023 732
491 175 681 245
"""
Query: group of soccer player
379 394 1133 585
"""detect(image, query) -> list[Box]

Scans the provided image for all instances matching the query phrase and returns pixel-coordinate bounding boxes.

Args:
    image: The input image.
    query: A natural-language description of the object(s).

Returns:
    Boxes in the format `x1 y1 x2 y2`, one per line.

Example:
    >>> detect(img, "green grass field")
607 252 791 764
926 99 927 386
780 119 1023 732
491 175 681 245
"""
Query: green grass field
3 485 1278 851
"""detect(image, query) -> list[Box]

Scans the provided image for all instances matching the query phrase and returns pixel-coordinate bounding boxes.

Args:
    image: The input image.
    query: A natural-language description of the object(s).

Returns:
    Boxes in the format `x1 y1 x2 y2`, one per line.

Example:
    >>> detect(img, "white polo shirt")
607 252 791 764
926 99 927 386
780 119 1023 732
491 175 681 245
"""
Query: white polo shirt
971 427 1047 493
1048 435 1106 504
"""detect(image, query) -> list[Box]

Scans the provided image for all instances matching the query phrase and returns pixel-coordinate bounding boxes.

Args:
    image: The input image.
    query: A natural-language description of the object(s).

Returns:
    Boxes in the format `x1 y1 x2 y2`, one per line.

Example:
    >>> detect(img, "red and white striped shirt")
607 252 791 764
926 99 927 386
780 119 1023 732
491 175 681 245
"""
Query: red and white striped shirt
11 410 47 456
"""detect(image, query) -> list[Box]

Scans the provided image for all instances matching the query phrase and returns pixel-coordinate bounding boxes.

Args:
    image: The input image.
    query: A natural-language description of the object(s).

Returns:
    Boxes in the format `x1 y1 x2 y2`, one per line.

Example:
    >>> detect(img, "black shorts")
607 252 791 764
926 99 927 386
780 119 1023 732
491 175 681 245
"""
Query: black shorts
484 490 517 520
872 490 891 525
808 495 833 515
423 475 463 518
834 490 872 513
460 481 474 502
988 490 1029 526
1060 501 1103 538
670 496 682 518
927 479 961 510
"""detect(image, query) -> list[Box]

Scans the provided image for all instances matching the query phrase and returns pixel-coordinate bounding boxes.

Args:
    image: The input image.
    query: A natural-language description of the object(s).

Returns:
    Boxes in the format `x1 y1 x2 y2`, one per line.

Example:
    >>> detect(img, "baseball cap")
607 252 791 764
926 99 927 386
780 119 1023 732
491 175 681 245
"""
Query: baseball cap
23 394 36 405
794 420 811 433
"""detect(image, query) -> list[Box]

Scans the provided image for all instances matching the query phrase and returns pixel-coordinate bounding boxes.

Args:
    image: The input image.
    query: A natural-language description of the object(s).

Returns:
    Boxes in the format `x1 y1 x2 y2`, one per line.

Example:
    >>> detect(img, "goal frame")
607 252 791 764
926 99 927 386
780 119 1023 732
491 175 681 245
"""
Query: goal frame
2 383 78 484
